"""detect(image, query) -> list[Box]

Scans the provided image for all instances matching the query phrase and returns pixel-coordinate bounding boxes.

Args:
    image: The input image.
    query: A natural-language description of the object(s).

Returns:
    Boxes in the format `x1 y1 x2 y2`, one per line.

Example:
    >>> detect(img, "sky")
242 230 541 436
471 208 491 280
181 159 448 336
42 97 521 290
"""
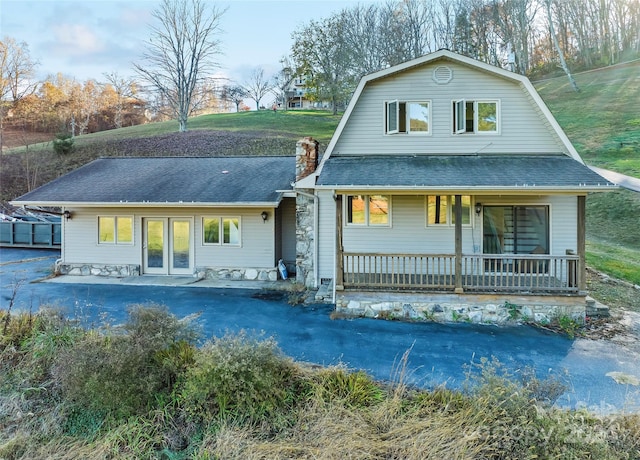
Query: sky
1 0 361 87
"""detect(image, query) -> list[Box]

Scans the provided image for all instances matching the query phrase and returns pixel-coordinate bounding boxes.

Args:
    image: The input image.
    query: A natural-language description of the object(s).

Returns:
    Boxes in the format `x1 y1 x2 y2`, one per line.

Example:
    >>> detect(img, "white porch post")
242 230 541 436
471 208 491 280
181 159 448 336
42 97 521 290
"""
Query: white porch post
578 195 586 293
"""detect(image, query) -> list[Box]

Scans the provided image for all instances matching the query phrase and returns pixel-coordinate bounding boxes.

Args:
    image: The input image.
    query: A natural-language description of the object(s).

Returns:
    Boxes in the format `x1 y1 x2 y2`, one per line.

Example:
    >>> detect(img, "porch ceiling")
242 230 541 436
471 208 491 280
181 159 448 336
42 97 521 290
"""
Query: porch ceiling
317 154 617 192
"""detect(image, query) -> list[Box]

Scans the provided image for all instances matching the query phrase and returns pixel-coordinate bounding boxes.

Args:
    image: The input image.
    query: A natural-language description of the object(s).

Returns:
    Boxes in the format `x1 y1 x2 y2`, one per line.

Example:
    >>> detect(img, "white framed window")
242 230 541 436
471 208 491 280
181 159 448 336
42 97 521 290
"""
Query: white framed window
452 100 499 134
98 216 133 244
426 196 472 226
203 217 241 245
345 195 390 226
385 100 431 135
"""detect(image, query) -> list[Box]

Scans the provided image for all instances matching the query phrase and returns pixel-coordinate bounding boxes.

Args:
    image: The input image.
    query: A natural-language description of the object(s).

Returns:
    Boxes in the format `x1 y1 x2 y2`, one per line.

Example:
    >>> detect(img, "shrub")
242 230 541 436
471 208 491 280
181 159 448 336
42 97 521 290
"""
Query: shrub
179 331 304 425
311 367 385 409
53 304 200 419
52 132 74 155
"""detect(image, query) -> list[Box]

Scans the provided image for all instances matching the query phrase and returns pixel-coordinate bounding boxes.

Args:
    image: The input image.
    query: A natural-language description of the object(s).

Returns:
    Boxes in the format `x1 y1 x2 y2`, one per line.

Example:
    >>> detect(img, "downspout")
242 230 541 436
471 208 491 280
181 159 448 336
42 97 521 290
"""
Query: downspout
295 189 319 290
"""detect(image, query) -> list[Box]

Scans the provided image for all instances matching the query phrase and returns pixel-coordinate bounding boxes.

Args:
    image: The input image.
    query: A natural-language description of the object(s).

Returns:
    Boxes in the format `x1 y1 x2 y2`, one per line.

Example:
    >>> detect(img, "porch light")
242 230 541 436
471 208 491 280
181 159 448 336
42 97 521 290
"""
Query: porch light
261 211 268 223
63 210 72 221
475 203 482 215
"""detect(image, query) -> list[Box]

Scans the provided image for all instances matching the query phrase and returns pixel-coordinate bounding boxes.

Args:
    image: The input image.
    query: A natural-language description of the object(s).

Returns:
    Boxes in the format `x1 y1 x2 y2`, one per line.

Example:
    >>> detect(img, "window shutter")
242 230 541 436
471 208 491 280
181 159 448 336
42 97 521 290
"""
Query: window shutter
454 99 466 134
386 100 399 134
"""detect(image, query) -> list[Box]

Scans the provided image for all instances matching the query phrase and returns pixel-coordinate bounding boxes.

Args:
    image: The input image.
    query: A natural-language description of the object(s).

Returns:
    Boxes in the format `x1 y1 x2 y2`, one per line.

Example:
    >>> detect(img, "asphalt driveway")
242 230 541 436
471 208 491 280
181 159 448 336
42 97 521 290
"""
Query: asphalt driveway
1 248 639 414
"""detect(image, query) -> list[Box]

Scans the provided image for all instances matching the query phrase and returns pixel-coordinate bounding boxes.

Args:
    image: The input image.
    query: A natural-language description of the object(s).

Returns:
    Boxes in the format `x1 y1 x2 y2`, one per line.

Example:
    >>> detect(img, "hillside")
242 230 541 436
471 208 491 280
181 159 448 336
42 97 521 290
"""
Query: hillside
534 60 640 178
534 61 640 284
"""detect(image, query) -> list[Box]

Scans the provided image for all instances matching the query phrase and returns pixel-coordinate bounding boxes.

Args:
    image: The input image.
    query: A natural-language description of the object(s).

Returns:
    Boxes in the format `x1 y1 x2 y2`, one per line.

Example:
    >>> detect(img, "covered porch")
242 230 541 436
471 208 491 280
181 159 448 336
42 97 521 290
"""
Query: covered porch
334 194 587 297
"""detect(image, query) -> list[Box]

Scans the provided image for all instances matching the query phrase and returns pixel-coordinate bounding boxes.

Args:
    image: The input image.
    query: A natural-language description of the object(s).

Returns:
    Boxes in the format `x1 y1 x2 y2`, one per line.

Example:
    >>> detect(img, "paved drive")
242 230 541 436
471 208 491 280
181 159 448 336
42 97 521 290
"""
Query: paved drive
1 248 639 414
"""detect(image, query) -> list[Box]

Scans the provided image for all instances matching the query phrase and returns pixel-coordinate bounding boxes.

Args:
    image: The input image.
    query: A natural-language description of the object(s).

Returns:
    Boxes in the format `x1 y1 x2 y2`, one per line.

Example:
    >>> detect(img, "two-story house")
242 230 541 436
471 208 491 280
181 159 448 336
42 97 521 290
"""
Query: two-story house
293 49 616 323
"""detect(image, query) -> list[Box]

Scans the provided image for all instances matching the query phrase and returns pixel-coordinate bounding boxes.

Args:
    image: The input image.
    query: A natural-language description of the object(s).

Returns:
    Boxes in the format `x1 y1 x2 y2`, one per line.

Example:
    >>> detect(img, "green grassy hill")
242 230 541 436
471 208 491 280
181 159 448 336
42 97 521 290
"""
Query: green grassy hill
534 61 640 284
534 60 640 177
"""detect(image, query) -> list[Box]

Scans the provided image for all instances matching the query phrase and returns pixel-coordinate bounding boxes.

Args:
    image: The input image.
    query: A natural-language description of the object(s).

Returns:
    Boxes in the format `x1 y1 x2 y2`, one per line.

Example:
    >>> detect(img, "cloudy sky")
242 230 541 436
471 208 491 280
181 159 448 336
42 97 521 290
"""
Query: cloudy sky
1 0 359 84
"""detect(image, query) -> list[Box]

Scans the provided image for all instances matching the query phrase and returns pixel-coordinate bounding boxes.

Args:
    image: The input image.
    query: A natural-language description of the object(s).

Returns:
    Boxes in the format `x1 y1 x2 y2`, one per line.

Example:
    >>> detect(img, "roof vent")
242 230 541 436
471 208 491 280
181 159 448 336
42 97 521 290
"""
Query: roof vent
432 66 453 84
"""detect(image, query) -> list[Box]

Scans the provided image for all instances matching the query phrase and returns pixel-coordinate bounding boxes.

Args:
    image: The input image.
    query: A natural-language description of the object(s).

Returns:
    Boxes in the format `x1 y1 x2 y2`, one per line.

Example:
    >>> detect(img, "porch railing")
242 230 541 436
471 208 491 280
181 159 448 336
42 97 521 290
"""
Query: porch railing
342 253 456 290
341 252 580 294
461 254 578 293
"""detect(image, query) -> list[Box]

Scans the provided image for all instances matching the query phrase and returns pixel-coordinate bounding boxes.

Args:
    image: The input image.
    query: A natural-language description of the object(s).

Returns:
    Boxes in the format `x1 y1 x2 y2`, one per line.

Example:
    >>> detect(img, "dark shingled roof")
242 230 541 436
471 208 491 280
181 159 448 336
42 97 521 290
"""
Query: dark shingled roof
14 157 295 205
317 155 616 190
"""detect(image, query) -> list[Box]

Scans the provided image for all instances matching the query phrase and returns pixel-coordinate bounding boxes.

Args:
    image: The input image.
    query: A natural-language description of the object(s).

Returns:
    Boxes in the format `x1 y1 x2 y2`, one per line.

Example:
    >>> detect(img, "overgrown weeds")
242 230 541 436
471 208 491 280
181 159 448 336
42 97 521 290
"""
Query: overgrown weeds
1 305 639 459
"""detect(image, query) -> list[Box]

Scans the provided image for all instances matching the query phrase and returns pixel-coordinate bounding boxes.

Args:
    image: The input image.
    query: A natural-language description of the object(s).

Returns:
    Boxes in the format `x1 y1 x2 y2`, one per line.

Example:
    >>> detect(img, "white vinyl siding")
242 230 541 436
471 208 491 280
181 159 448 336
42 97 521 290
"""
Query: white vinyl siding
334 61 566 155
62 207 277 269
341 195 475 255
317 190 337 280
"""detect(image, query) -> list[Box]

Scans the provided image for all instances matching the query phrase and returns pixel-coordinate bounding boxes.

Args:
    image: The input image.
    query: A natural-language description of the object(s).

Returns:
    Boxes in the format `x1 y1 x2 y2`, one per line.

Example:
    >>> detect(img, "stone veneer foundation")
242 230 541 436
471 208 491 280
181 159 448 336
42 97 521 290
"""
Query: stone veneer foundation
56 263 278 282
335 292 586 325
57 263 140 277
196 267 278 282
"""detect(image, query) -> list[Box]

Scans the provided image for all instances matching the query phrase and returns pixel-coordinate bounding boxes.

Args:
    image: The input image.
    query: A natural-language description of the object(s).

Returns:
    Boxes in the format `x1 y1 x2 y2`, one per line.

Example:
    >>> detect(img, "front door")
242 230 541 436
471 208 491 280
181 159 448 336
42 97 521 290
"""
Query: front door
143 218 193 275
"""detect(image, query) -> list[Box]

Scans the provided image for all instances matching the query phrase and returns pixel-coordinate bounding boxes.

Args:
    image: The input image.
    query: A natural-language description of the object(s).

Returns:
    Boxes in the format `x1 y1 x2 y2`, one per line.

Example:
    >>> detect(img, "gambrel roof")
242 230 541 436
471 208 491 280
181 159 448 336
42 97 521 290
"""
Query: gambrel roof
13 156 295 207
304 50 582 185
297 49 615 193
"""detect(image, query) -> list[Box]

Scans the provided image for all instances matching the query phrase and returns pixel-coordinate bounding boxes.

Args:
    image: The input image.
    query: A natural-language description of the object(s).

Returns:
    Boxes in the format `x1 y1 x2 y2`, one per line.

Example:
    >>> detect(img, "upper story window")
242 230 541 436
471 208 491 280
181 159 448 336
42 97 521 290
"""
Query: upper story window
346 194 390 226
98 216 133 244
453 100 499 134
426 195 471 226
385 100 431 135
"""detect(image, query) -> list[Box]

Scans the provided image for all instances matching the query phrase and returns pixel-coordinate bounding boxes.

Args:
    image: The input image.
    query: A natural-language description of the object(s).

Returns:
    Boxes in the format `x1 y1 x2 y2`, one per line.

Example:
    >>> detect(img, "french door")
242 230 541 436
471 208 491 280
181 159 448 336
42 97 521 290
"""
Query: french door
143 218 193 275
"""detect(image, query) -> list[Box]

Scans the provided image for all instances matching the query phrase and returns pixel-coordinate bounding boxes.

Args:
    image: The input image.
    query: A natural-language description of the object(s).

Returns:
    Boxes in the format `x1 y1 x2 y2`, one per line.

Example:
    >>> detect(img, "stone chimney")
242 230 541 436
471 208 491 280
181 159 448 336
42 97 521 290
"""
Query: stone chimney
295 137 319 181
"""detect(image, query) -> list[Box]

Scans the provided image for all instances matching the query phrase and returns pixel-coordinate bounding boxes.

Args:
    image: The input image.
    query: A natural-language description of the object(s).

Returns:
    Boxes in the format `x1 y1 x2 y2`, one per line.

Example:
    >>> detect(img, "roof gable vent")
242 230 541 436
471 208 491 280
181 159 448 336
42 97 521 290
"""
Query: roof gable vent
432 65 453 84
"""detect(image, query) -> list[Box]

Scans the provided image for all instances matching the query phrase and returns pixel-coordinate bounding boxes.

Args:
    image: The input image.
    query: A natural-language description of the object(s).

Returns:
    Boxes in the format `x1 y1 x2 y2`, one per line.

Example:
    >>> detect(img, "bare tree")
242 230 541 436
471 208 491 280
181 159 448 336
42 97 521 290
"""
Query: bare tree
220 84 248 112
242 67 273 110
103 72 139 129
545 0 580 92
134 0 225 132
340 4 387 76
0 37 39 152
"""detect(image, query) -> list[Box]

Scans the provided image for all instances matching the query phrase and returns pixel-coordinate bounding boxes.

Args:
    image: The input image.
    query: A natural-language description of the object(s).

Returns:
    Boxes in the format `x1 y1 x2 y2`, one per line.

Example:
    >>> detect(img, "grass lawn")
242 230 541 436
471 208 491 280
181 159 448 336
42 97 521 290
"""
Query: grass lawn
534 61 640 178
5 110 341 155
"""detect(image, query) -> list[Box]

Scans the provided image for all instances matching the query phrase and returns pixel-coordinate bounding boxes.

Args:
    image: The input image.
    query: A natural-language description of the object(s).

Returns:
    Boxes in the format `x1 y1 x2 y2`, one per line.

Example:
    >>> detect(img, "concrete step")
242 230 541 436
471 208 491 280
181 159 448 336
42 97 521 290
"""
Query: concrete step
586 296 610 318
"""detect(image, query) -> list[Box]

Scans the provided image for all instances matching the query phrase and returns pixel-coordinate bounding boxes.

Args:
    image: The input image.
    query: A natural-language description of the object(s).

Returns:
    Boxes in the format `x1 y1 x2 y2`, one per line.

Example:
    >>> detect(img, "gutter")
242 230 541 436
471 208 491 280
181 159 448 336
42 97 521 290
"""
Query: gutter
312 185 619 194
10 201 284 208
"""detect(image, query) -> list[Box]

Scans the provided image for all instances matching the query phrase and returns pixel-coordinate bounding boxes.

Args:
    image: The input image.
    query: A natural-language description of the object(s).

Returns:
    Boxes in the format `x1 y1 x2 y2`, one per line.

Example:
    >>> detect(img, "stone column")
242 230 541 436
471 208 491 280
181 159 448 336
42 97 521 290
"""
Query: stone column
295 137 319 288
296 192 315 287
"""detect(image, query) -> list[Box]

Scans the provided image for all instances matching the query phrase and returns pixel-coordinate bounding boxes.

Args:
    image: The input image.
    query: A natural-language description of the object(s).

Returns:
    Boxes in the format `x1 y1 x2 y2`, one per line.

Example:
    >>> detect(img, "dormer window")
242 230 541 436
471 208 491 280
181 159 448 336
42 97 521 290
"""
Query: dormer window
453 100 499 134
385 100 431 135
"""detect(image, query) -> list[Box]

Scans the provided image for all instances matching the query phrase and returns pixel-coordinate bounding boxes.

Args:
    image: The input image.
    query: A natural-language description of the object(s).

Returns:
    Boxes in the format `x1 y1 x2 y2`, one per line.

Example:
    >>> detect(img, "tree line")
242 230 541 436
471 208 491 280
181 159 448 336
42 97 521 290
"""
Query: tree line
289 0 640 113
2 0 639 139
